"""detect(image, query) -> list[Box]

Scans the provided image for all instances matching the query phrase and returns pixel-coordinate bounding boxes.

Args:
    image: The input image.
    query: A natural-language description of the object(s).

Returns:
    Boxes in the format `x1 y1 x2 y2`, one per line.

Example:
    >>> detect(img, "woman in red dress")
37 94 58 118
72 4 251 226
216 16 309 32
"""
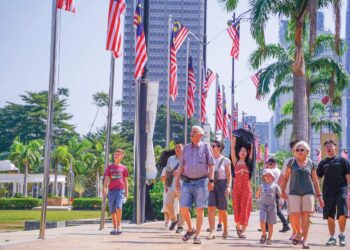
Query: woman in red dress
231 136 253 238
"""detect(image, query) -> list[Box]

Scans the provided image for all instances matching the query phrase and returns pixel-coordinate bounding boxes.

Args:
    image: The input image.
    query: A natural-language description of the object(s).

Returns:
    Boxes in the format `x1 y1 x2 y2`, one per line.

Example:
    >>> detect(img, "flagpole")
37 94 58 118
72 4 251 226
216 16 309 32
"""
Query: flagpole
222 85 226 142
39 0 57 239
99 55 115 230
214 76 219 139
231 12 236 124
166 15 172 148
198 58 203 125
184 38 190 144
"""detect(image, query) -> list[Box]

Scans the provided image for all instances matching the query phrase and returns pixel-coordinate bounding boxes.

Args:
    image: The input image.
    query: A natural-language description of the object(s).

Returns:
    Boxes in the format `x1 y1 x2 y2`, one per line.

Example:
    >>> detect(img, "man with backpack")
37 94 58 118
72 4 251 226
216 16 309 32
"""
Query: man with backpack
161 142 184 233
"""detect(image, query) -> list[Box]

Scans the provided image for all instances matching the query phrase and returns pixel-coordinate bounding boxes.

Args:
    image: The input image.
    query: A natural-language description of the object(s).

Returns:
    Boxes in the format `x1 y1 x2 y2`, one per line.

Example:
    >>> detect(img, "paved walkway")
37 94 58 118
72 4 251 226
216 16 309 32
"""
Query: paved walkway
1 212 349 249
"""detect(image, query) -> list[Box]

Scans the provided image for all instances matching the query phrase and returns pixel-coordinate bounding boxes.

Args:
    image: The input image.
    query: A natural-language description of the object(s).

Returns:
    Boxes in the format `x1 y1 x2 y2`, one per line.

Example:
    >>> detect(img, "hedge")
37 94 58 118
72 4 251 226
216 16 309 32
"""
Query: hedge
0 198 42 209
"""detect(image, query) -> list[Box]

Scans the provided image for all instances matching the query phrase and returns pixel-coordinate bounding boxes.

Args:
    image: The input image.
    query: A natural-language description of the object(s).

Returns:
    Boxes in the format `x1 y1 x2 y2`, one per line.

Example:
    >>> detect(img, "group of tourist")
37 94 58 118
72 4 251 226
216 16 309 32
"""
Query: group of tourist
102 125 350 249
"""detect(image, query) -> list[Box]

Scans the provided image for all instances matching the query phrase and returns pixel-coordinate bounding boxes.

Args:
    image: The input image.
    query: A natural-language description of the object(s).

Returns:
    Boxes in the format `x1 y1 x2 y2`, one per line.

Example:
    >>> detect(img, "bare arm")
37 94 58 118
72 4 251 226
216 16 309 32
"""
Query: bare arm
175 164 184 191
280 167 291 200
256 185 262 199
312 168 324 208
124 177 129 198
225 163 232 190
249 143 253 161
102 176 110 197
230 136 237 164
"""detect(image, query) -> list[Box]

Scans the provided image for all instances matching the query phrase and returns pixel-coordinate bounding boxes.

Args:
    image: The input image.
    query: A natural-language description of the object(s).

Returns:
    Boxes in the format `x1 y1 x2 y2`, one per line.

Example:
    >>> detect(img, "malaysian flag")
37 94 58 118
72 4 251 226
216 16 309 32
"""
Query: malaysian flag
57 0 75 13
201 68 217 123
106 0 126 59
233 104 238 130
134 0 147 79
222 88 229 138
187 56 196 118
256 141 262 163
264 140 269 162
216 84 223 131
227 20 240 59
251 70 262 100
169 21 189 101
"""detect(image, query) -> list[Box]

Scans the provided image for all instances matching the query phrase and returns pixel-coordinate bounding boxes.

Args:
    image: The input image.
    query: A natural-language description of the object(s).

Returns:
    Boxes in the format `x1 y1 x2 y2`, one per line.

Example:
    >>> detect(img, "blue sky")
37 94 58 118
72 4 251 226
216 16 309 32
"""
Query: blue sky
0 0 346 135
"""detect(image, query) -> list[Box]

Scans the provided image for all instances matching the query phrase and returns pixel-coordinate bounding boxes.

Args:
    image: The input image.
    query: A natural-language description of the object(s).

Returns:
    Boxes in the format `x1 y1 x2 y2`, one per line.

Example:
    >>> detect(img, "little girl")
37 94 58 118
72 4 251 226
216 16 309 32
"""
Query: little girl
256 169 281 245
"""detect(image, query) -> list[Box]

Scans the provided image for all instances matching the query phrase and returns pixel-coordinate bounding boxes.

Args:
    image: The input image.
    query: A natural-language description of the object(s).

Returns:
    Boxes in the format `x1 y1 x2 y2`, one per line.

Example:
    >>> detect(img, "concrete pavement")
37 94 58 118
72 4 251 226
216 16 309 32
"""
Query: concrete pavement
1 212 349 249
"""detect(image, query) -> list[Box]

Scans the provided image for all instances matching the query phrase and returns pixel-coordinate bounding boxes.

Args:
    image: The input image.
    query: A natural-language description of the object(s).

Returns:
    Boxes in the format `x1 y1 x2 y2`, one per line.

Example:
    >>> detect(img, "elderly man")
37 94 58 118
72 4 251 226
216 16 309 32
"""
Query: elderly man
175 125 215 244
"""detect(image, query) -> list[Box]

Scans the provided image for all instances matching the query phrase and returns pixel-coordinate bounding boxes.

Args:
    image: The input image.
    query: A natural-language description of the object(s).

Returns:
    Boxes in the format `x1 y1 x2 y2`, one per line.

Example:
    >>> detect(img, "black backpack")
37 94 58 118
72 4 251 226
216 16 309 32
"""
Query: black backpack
156 149 176 172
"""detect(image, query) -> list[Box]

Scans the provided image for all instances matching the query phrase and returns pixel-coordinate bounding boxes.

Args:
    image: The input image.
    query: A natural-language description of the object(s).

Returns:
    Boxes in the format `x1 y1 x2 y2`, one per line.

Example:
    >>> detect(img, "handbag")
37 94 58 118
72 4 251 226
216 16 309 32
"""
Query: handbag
165 162 180 187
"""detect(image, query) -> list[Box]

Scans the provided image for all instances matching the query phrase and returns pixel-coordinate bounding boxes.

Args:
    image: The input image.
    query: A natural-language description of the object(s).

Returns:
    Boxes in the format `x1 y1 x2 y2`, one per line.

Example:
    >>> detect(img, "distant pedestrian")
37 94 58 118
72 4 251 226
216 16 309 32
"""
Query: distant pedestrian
257 168 281 245
317 139 350 247
175 126 215 244
281 141 323 249
102 149 129 235
231 135 254 238
207 140 232 240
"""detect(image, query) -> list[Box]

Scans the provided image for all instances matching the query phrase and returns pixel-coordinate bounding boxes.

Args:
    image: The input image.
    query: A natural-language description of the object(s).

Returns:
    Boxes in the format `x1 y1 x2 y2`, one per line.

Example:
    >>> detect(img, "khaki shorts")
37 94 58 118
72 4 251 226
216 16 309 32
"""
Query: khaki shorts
288 195 314 213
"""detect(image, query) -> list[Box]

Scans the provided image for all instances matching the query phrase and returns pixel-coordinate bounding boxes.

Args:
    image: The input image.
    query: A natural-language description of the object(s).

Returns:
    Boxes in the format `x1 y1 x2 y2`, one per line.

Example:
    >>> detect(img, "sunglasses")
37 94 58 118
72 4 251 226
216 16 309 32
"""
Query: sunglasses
211 144 221 148
295 148 305 152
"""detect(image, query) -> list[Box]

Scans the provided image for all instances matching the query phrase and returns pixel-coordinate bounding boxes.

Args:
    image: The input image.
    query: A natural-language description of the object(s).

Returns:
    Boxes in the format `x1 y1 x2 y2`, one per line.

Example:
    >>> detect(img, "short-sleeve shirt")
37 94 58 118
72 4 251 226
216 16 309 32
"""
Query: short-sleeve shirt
288 159 316 196
163 155 181 191
181 142 215 178
317 156 350 198
214 155 231 180
260 182 280 204
104 164 129 191
269 167 281 185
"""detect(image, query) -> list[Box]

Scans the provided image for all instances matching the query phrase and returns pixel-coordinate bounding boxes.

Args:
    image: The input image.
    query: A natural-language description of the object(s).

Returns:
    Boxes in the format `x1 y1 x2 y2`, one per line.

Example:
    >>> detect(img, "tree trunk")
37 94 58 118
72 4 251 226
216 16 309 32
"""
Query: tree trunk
306 78 312 145
54 162 58 196
23 164 28 197
308 0 317 55
292 15 308 141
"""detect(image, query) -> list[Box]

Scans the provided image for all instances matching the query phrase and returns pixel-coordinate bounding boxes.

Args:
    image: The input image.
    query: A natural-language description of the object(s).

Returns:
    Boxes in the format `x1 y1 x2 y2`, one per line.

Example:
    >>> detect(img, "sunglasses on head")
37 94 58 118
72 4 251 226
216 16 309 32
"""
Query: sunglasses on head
296 148 305 152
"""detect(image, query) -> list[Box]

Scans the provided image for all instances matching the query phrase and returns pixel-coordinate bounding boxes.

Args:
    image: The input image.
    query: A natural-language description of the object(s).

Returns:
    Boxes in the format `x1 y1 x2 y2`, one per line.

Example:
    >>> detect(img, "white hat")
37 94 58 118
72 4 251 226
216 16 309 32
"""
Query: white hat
262 168 275 180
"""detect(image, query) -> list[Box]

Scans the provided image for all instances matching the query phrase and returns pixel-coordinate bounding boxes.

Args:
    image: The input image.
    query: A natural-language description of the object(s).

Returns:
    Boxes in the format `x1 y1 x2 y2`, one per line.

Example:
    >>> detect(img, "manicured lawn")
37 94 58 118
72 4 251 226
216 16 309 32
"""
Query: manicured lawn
0 210 101 231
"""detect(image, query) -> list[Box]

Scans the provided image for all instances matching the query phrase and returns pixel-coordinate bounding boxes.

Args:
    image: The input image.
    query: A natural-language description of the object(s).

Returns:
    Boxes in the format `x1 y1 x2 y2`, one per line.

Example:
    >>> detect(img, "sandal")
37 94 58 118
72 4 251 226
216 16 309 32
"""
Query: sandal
236 225 242 237
292 233 302 245
182 229 196 241
222 231 229 239
239 233 247 239
260 235 267 244
266 239 272 245
194 236 201 244
302 242 310 249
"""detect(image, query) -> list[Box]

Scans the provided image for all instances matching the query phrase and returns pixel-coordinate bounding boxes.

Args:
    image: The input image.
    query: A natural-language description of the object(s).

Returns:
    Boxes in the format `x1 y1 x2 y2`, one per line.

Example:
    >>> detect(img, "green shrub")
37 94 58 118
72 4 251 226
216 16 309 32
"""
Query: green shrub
72 198 103 210
0 198 42 209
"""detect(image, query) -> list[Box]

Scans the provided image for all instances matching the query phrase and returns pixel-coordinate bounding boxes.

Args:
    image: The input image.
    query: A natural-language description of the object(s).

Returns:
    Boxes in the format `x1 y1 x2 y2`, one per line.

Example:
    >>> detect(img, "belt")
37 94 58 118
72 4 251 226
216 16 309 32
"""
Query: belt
181 175 207 183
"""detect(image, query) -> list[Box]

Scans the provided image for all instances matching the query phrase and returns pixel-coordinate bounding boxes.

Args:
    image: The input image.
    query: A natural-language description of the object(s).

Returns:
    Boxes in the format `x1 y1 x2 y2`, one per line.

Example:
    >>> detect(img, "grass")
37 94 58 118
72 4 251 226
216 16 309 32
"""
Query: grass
0 210 101 231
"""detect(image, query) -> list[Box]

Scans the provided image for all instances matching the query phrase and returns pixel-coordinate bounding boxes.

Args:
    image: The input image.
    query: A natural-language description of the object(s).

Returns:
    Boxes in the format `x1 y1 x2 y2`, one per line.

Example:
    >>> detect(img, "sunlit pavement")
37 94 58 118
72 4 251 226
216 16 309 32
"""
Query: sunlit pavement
1 212 349 249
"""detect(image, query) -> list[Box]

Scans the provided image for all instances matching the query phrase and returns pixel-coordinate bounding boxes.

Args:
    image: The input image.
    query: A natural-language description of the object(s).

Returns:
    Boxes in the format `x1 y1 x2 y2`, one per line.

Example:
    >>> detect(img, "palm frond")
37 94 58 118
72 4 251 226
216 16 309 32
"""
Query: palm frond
275 118 293 138
268 85 293 110
218 0 239 11
249 44 289 69
313 34 346 57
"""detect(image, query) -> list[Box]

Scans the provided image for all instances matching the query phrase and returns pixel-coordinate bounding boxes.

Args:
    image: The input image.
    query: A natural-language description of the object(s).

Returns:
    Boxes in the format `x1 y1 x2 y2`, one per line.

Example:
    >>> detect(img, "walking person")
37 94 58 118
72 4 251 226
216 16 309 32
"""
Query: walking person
317 139 350 247
162 142 184 233
207 140 232 240
266 157 290 232
257 169 281 245
102 149 129 235
231 135 254 238
175 126 215 244
281 141 323 249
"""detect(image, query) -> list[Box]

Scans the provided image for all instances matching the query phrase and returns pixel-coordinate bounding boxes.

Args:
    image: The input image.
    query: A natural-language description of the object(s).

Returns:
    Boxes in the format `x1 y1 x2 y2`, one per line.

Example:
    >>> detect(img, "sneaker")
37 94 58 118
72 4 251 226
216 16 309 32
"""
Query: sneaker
164 221 169 227
182 229 196 241
194 236 201 244
116 229 122 235
266 239 272 245
326 237 337 246
279 226 291 232
176 227 183 233
110 229 118 235
217 223 222 231
169 220 178 231
339 234 346 247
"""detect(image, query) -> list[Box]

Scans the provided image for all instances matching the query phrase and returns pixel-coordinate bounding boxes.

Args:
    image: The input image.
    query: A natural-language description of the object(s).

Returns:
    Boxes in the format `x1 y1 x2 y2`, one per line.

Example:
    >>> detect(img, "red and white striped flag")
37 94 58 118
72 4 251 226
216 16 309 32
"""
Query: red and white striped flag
57 0 75 13
170 21 189 101
201 68 217 123
222 88 229 138
106 0 126 59
134 0 147 79
233 104 238 130
255 137 262 163
227 20 240 60
251 70 262 100
187 56 196 118
215 84 223 131
264 140 269 162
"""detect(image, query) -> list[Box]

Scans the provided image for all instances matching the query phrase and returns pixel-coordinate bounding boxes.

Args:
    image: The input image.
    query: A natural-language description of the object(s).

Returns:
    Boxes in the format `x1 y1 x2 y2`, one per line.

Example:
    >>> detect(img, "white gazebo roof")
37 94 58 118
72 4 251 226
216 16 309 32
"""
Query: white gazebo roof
0 160 19 171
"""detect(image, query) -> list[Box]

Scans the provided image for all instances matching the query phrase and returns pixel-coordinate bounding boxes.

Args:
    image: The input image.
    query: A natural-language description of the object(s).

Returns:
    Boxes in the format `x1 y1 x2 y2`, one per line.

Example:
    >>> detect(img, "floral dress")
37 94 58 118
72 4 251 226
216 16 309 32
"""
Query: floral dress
233 160 252 226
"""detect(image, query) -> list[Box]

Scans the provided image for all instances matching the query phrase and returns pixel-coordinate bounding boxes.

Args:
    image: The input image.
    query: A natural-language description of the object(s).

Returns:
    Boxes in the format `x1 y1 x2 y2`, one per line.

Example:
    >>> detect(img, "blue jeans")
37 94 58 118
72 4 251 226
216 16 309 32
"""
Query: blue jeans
108 189 125 213
180 178 208 208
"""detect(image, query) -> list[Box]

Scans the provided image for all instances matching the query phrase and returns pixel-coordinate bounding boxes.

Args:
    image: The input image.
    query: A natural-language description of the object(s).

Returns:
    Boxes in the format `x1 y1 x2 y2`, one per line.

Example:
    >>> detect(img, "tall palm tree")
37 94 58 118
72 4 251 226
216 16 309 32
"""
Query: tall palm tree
52 145 71 196
9 139 43 197
249 0 344 141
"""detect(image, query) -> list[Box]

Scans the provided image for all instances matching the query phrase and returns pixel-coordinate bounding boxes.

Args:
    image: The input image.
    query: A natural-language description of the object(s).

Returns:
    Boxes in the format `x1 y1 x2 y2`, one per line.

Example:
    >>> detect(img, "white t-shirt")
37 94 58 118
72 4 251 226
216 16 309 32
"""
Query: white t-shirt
270 167 281 184
162 155 181 191
214 155 231 180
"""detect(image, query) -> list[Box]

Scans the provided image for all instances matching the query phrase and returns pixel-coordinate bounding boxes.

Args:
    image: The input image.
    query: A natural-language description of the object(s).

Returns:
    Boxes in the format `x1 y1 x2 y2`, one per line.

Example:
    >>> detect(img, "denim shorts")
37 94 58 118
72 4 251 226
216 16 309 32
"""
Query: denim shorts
108 189 125 213
180 178 208 208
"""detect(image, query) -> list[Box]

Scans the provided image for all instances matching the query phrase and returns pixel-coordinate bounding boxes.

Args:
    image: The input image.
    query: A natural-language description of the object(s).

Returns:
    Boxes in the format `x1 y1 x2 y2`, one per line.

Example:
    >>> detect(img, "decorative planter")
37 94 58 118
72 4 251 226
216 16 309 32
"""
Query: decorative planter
47 197 69 206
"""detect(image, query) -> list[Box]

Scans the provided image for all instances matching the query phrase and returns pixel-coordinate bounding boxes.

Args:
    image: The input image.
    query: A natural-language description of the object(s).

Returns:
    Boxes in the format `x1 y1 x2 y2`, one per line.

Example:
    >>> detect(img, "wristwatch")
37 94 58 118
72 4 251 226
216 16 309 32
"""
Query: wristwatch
209 179 214 183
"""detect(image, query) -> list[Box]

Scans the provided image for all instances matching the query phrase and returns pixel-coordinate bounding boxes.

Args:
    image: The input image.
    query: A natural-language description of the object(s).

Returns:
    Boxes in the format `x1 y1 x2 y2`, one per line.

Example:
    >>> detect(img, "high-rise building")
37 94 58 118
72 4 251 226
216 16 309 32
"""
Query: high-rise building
122 0 205 122
345 0 350 151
